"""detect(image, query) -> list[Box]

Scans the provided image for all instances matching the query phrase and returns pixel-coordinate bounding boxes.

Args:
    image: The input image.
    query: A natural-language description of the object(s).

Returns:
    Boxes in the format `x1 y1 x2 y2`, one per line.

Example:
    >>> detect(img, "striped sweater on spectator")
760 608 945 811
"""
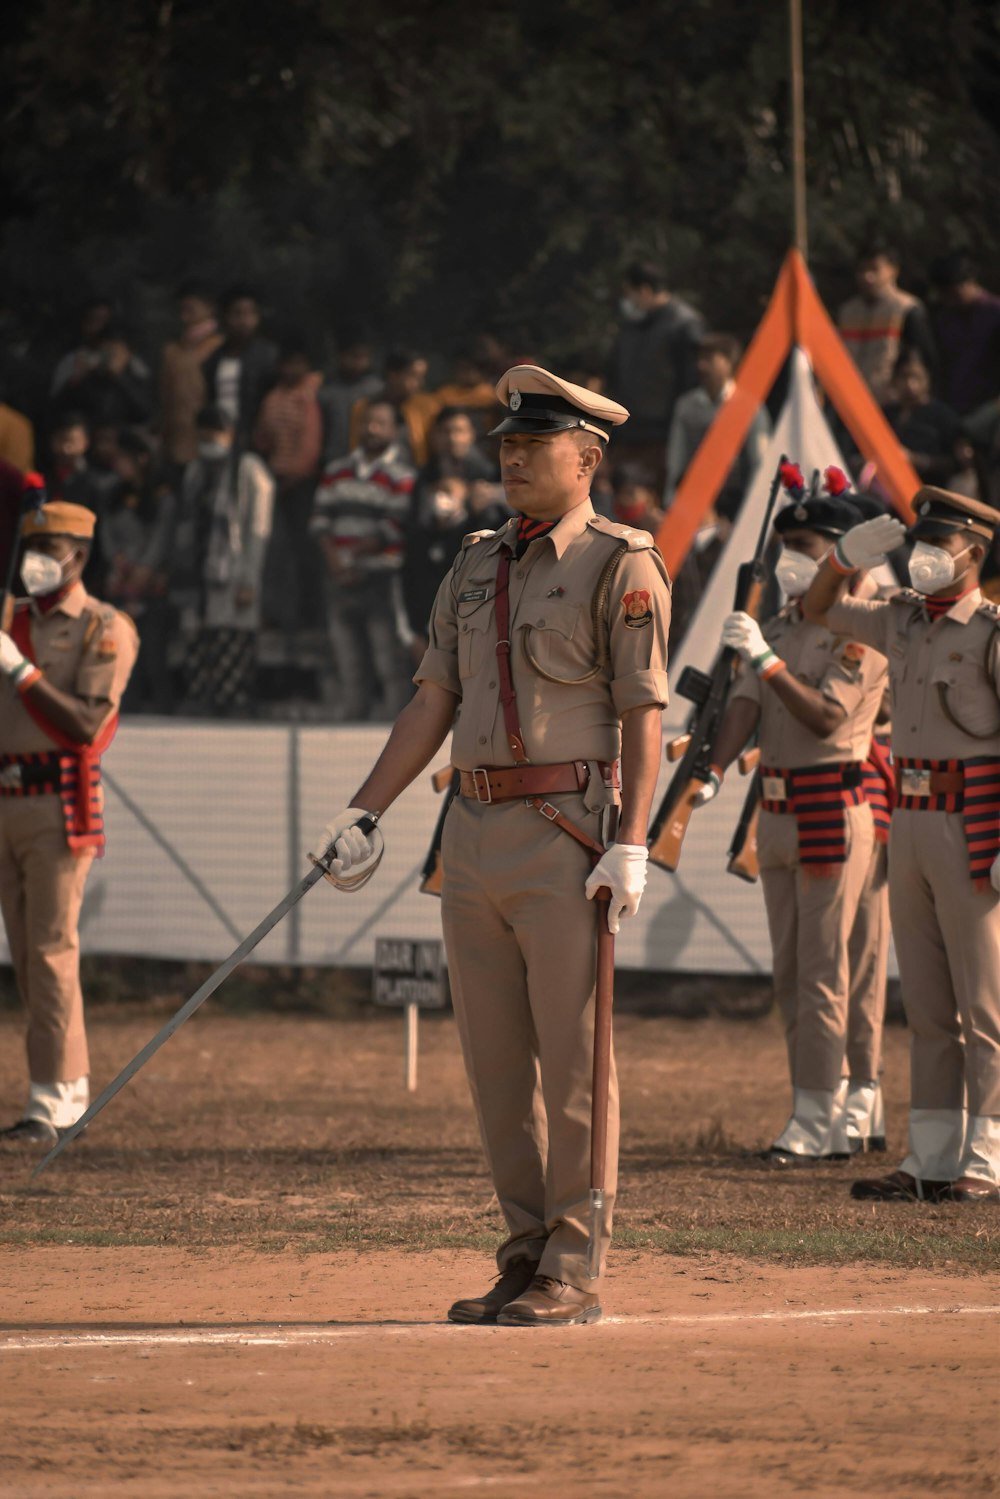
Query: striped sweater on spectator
310 444 416 579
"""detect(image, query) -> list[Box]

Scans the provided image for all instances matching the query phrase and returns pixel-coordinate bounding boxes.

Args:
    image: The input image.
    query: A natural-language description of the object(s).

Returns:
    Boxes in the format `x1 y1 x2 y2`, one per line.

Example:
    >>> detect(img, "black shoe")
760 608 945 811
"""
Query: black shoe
757 1146 825 1167
448 1258 540 1325
850 1170 949 1202
0 1117 58 1145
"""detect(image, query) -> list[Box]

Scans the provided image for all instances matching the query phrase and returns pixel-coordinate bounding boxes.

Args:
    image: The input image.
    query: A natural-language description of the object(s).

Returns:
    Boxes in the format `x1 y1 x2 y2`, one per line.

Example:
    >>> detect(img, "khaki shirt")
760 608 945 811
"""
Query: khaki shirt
730 604 888 766
416 498 671 770
827 588 1000 759
1 584 139 754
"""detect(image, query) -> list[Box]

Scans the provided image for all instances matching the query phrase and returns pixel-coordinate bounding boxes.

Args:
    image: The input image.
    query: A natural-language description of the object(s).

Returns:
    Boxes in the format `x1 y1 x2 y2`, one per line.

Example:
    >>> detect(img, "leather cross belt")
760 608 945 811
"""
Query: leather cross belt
458 760 620 804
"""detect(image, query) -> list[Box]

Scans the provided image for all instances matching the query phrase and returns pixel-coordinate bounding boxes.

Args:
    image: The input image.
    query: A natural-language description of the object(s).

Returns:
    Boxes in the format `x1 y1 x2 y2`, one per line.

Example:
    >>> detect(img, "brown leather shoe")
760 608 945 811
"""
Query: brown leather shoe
850 1170 949 1202
946 1177 1000 1204
496 1274 601 1326
447 1258 540 1324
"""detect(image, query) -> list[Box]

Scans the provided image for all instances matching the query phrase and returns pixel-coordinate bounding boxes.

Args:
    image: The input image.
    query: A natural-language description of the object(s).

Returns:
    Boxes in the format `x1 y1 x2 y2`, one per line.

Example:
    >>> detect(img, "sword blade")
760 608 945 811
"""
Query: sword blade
32 863 327 1178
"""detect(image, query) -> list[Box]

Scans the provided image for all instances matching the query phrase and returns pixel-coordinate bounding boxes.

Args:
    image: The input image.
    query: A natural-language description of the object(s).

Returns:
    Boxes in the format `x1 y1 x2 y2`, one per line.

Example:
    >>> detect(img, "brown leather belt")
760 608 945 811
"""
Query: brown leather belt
897 767 965 797
458 760 620 804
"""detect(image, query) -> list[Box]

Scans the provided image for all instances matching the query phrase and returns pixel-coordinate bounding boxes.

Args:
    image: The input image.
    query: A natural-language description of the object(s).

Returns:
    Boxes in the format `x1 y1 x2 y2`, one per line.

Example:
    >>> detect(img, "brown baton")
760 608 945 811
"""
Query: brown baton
588 887 614 1281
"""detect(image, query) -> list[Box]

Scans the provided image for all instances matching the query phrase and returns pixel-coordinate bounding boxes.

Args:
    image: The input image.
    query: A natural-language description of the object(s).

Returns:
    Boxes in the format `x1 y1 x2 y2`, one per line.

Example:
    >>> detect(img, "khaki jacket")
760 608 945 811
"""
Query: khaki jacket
416 499 671 772
827 589 1000 759
731 604 888 765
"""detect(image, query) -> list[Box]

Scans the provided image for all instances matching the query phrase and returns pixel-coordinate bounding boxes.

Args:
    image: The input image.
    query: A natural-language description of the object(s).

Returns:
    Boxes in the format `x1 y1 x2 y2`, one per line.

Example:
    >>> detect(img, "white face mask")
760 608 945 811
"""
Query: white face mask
908 541 970 595
619 296 646 323
774 548 821 597
198 440 230 461
21 549 67 597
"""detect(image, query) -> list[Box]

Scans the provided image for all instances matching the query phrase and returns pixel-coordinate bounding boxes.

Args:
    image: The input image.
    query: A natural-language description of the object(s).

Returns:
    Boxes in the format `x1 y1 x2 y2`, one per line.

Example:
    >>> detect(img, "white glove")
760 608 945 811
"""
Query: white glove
0 631 32 686
585 843 648 934
309 807 384 890
721 611 780 678
693 767 723 806
991 852 1000 896
836 515 907 571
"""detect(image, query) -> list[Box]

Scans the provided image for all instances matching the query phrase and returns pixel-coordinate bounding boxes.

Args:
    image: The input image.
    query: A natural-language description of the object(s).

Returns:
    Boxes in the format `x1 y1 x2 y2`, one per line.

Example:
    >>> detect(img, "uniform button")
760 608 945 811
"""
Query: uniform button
461 623 469 633
537 617 545 626
478 735 487 745
488 679 496 688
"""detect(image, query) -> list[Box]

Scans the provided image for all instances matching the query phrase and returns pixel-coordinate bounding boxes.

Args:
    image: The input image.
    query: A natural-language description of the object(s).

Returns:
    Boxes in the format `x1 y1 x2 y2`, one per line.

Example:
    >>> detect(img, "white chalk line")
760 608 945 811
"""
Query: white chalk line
2 1303 998 1350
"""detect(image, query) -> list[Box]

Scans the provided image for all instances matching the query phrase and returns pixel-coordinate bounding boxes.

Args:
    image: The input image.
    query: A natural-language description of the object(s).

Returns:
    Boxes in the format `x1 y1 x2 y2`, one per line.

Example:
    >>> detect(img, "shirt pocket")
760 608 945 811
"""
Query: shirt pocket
929 657 1000 739
519 599 585 680
457 606 495 680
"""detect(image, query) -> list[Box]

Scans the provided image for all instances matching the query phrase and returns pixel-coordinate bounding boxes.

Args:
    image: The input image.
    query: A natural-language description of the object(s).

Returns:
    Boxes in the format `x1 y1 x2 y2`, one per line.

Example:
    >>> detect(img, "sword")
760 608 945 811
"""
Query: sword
33 815 379 1178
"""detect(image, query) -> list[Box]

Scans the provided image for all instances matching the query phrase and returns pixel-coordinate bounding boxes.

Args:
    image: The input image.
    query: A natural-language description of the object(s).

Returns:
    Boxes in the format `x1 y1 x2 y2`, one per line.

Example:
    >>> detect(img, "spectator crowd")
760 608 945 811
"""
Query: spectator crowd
1 244 999 721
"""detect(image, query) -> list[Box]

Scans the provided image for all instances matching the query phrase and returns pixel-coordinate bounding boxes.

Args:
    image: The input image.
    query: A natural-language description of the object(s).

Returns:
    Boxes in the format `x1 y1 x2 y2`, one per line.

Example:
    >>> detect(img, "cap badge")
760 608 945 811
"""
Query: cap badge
793 504 808 522
509 389 522 411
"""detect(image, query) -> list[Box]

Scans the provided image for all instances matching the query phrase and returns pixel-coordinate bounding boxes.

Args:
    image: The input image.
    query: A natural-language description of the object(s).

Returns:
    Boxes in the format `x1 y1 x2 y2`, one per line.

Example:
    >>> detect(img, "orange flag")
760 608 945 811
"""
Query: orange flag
655 250 920 579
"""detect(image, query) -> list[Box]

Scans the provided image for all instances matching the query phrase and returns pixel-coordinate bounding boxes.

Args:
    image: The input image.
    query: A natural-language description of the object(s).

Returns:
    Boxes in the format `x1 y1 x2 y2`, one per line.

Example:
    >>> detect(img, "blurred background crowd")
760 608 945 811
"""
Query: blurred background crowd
2 241 1000 721
2 1 999 721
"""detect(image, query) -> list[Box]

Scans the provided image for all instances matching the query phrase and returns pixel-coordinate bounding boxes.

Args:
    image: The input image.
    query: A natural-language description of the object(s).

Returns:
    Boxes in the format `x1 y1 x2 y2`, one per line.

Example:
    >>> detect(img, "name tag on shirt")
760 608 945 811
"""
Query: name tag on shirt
459 588 490 604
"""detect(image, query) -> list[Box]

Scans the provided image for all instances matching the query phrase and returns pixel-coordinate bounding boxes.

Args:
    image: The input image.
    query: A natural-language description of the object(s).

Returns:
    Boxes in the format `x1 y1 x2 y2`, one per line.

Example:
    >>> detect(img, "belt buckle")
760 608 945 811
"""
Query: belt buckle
762 774 787 802
0 764 23 790
471 768 492 804
901 767 932 798
537 800 560 821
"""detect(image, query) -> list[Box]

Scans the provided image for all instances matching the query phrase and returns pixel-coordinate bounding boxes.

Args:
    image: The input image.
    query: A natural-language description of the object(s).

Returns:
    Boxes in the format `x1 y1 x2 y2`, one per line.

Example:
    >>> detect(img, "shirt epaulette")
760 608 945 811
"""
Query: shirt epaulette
86 600 139 643
586 515 655 551
461 529 495 549
891 589 925 606
977 599 1000 625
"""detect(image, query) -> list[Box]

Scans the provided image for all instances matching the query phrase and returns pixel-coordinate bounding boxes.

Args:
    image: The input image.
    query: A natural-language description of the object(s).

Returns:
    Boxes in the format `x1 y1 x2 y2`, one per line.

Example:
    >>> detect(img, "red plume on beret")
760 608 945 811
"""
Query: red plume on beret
779 462 806 498
823 466 850 497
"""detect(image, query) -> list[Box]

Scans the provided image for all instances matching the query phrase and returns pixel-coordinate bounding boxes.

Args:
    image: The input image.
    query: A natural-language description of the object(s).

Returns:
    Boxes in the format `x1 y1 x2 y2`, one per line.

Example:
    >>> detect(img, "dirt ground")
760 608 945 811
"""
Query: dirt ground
0 999 998 1498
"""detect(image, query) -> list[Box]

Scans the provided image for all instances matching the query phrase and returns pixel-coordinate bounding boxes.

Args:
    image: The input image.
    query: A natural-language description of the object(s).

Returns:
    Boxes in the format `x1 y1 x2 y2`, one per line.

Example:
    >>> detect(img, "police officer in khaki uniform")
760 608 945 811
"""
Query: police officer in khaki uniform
805 487 1000 1202
698 494 890 1162
0 502 138 1144
310 366 671 1324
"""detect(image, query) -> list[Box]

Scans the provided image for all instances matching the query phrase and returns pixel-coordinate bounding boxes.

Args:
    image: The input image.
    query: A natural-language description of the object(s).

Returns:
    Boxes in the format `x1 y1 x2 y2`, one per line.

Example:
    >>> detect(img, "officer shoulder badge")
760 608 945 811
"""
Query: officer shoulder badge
621 589 653 629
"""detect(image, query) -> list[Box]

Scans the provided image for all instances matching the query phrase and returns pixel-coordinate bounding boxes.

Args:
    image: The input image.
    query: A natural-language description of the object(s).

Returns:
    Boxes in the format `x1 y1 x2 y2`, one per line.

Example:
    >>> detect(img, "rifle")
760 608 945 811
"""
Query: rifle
1 472 45 631
420 765 459 896
647 456 787 872
727 749 761 883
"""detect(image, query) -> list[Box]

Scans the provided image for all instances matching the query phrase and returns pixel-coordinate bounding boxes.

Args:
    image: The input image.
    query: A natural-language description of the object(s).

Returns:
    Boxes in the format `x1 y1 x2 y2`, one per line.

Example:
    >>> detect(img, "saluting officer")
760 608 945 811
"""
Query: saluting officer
310 366 671 1324
0 502 138 1143
805 487 1000 1203
697 492 890 1162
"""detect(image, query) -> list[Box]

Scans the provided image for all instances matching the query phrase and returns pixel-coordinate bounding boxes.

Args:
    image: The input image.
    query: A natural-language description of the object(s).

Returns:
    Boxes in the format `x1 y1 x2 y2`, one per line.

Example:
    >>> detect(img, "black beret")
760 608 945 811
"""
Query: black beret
774 496 863 540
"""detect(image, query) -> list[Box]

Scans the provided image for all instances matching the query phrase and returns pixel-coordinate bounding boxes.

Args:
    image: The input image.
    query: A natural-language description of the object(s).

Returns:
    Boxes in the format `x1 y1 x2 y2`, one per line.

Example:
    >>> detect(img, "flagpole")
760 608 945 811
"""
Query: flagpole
789 0 808 264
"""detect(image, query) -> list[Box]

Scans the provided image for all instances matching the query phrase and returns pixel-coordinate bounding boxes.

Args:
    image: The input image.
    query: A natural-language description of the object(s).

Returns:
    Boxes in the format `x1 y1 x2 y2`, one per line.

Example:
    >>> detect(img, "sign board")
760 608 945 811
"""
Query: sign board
373 938 447 1010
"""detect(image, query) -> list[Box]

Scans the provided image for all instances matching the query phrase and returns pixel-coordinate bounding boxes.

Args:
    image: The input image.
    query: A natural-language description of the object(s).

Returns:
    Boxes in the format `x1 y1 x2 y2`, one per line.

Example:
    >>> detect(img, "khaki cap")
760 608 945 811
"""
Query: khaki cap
491 364 629 441
22 501 97 541
909 486 1000 543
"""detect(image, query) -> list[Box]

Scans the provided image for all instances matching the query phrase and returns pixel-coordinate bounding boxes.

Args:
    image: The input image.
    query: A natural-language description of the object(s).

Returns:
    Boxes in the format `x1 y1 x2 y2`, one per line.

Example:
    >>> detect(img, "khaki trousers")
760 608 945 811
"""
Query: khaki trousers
0 795 93 1082
760 801 875 1092
441 793 617 1289
845 840 889 1080
889 809 1000 1117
